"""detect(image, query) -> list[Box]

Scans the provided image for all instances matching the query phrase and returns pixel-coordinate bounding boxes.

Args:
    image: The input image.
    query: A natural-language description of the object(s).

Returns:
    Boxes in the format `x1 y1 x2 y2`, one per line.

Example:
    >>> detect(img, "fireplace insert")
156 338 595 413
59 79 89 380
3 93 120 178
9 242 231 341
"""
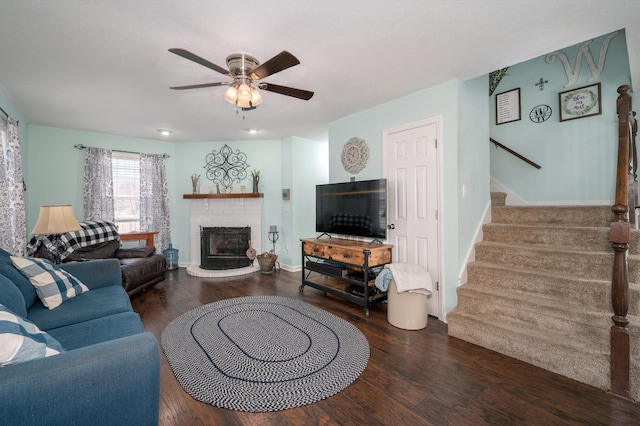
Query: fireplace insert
200 226 251 270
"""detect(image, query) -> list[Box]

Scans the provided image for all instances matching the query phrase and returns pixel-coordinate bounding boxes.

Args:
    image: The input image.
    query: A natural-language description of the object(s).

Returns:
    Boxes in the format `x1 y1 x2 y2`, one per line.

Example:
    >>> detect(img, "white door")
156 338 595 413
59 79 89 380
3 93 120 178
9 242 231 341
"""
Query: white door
384 118 441 318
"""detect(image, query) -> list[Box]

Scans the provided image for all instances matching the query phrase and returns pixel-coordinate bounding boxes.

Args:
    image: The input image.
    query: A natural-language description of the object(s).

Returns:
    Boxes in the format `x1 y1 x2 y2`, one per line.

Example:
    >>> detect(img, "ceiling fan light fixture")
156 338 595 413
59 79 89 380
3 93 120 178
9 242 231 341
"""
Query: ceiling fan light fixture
236 83 253 108
224 85 238 104
169 48 314 111
250 88 263 106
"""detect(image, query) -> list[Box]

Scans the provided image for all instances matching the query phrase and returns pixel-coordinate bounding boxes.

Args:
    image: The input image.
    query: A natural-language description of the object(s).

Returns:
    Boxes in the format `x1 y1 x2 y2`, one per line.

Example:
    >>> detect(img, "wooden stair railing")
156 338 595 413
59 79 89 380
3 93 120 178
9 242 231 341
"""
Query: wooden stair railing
490 138 541 169
629 110 638 227
610 84 633 398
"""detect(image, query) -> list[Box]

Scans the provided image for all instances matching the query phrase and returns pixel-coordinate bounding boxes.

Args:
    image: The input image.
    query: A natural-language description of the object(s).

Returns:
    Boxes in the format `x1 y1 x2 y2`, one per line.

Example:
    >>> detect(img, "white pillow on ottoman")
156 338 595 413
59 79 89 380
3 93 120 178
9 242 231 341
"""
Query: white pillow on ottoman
10 256 89 309
0 303 64 366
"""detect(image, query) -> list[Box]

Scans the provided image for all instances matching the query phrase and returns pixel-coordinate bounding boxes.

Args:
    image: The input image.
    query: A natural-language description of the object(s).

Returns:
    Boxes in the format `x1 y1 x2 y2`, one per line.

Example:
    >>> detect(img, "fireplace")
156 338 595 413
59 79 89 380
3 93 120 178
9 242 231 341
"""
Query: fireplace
200 226 251 270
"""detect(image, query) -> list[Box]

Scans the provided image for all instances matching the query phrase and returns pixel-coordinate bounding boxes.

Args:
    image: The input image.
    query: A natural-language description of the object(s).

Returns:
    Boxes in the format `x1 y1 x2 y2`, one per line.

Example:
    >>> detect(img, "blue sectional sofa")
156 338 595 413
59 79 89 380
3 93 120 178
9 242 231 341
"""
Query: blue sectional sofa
0 250 160 426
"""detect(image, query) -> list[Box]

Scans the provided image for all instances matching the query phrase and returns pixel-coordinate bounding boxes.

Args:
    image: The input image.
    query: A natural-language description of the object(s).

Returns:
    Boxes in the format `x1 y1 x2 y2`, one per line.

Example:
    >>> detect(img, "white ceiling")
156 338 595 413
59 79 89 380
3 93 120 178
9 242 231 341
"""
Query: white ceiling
0 0 639 143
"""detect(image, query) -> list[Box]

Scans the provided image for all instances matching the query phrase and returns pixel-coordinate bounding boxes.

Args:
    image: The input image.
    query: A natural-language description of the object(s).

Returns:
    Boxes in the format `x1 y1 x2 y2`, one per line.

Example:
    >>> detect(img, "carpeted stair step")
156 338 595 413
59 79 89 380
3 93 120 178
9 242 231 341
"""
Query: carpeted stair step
491 205 613 227
466 262 640 313
447 311 611 391
455 285 611 346
474 241 640 282
482 223 614 252
490 191 506 207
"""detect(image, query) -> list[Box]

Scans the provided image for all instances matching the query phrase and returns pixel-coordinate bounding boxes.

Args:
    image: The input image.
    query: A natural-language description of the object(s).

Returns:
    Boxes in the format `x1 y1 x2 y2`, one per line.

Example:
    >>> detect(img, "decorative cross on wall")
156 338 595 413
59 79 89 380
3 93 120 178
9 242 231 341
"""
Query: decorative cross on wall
535 77 549 91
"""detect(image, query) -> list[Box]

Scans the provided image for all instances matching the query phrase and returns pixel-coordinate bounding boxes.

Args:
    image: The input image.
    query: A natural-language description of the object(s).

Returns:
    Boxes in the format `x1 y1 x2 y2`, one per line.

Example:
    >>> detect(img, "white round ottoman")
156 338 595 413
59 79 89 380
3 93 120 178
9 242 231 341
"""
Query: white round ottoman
387 280 429 330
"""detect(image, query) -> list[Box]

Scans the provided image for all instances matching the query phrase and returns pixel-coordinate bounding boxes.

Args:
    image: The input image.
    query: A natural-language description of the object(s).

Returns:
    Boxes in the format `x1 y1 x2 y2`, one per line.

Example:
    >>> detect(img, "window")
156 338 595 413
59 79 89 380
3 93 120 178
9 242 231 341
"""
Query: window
112 152 140 233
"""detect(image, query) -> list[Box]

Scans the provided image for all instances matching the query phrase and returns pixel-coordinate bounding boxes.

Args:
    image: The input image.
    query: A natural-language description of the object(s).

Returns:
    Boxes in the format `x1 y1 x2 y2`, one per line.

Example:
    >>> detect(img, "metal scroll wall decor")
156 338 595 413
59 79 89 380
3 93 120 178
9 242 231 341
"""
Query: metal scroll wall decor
204 144 250 190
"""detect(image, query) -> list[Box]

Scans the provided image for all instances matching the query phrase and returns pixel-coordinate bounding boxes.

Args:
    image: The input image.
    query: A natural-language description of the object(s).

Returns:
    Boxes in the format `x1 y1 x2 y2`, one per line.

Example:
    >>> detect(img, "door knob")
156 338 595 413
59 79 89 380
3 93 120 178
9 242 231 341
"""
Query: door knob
387 224 395 230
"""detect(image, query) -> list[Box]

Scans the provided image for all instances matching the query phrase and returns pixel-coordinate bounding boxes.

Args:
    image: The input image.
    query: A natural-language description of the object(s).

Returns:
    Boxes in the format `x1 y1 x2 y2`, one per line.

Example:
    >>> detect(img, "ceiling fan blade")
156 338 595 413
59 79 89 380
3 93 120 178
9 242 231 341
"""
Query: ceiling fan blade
250 51 300 80
170 82 227 90
261 83 314 100
168 48 230 76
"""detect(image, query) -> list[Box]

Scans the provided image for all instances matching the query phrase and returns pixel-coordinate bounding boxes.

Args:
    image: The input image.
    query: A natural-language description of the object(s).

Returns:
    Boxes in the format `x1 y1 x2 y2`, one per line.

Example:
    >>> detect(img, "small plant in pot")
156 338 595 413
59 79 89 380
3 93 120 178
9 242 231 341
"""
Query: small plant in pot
257 251 278 274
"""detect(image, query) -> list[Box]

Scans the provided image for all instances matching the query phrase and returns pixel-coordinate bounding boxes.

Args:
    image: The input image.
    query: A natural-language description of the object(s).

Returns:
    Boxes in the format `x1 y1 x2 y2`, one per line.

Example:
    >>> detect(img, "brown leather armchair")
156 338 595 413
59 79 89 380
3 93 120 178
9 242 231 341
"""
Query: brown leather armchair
37 240 167 297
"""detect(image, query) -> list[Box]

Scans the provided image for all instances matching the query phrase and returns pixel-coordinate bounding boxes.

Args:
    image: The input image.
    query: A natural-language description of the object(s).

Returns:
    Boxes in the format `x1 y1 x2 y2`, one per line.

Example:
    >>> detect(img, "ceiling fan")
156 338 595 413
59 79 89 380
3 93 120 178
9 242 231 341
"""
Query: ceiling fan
168 48 314 111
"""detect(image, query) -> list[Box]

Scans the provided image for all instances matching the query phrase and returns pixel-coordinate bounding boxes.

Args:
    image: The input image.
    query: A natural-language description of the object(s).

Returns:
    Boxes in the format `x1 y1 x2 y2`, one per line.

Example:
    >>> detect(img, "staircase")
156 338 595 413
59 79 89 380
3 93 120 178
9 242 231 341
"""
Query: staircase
447 201 640 399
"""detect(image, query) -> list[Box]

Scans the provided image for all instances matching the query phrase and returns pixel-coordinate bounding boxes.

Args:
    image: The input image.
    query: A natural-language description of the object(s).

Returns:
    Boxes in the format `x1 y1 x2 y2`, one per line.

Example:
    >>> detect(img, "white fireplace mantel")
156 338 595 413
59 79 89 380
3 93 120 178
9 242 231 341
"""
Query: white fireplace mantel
185 195 263 277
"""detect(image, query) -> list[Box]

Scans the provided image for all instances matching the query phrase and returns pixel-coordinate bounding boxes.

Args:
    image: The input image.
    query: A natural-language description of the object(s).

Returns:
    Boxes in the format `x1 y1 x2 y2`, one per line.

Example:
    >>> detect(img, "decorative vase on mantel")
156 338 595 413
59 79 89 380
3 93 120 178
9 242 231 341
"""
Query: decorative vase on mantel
191 174 200 194
251 169 260 193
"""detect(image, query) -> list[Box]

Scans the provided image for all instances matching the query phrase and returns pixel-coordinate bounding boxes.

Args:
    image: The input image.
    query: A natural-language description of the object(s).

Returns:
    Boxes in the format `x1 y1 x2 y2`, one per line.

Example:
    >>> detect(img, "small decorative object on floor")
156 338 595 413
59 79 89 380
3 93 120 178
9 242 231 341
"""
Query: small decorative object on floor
245 240 256 264
161 296 370 412
190 174 200 194
162 243 179 270
256 251 277 274
251 169 260 193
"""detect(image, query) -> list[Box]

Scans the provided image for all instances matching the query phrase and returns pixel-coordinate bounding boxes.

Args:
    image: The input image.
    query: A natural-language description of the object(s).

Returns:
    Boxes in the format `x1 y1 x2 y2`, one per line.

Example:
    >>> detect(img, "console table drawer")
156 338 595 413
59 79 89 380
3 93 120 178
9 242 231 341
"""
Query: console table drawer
304 242 364 263
303 240 391 266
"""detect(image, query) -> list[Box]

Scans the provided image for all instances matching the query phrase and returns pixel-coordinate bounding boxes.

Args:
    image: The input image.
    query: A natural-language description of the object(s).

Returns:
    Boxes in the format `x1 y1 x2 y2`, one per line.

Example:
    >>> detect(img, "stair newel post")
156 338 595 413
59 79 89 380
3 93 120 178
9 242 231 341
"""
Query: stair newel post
610 85 632 398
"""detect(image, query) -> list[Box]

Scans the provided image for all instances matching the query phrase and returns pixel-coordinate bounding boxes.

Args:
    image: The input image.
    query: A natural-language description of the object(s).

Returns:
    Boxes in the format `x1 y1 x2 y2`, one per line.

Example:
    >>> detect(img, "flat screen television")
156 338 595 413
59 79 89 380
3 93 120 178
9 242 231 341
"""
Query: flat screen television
315 178 387 240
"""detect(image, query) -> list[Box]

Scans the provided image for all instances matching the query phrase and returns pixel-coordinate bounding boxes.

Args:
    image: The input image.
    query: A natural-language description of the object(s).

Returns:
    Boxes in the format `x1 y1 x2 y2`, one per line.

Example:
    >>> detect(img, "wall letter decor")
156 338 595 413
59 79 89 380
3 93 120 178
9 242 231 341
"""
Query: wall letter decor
545 31 619 88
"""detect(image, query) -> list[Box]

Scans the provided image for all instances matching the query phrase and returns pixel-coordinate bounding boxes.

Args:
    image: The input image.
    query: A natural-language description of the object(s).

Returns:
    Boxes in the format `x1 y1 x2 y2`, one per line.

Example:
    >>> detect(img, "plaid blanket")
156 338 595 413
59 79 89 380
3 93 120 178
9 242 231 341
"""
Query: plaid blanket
27 220 120 261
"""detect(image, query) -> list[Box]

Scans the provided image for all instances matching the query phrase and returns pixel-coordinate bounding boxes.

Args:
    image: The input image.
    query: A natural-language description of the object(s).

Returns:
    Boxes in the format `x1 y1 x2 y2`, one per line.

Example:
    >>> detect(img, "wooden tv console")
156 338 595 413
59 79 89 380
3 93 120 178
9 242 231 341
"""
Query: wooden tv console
300 237 393 317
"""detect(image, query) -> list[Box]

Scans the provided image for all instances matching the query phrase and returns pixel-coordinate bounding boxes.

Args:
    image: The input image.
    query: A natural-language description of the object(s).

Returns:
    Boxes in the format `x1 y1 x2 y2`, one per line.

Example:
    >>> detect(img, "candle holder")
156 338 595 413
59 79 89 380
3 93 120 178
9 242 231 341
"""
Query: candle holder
268 226 280 270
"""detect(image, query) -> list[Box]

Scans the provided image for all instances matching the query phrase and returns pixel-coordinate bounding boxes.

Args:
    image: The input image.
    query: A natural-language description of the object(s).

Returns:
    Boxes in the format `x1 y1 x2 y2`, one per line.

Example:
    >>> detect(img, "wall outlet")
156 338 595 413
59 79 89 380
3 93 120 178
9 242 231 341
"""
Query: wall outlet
462 184 468 198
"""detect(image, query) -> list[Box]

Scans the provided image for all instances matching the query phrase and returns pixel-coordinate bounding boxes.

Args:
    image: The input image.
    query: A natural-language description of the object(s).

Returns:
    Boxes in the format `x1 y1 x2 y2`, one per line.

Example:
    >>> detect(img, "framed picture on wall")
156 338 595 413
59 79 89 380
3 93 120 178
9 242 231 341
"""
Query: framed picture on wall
495 88 521 125
558 83 602 122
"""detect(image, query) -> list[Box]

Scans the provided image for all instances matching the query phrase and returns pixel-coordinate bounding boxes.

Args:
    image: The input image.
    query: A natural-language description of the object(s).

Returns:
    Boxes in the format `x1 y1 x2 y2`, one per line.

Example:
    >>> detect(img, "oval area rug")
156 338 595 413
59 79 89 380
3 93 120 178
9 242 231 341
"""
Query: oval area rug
161 295 370 412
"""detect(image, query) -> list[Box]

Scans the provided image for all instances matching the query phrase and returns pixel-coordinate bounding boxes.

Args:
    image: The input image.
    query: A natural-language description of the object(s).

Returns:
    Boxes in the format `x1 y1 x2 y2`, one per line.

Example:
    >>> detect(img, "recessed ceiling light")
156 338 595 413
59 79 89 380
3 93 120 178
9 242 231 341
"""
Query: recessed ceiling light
248 129 258 134
157 129 173 136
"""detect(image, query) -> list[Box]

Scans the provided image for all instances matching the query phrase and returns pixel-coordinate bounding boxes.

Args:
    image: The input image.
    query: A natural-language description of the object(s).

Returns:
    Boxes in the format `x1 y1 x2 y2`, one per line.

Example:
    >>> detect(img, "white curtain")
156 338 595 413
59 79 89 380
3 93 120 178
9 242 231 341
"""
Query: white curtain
83 147 114 221
0 117 27 255
140 153 170 251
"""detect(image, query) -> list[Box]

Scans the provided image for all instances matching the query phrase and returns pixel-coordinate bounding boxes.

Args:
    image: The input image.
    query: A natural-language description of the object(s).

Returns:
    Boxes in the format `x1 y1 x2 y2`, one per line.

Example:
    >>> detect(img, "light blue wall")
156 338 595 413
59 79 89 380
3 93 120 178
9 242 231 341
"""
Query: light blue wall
279 137 328 267
490 30 631 203
459 76 491 268
328 79 490 316
23 124 327 268
25 125 178 239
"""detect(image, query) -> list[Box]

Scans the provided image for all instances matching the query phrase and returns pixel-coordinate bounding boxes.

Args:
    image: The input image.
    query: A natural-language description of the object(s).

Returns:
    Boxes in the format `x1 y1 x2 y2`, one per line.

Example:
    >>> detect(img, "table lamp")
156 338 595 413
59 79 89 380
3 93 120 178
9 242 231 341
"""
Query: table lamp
31 205 82 263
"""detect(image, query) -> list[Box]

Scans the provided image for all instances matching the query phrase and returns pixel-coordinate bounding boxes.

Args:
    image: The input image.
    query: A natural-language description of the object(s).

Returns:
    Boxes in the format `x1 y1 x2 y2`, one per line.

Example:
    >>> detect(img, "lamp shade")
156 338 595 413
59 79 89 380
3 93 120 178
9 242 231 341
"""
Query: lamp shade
31 205 81 235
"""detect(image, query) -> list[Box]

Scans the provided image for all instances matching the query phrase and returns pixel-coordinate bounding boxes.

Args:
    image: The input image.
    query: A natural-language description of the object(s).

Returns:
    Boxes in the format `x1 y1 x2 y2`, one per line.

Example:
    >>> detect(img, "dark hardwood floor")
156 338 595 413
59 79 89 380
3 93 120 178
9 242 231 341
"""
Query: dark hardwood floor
131 268 640 425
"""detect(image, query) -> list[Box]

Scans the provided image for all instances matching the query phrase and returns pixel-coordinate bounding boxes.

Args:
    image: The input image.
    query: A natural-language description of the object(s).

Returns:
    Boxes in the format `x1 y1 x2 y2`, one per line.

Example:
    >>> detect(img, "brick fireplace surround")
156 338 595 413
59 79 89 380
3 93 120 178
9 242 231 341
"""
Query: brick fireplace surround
185 195 263 277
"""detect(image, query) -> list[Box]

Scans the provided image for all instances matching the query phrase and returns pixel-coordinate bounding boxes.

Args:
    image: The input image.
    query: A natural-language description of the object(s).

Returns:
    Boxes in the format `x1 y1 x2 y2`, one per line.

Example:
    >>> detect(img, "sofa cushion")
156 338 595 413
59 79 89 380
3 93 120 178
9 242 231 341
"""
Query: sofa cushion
27 285 132 331
65 240 120 262
10 257 89 310
46 311 145 350
116 246 156 259
0 273 27 318
0 303 64 367
0 248 37 309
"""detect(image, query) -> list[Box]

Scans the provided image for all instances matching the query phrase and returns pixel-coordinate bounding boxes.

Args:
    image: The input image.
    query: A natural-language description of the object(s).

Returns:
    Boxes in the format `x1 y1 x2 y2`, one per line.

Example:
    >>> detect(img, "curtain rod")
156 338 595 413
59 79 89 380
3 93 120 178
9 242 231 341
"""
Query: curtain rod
0 106 19 124
74 144 169 158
